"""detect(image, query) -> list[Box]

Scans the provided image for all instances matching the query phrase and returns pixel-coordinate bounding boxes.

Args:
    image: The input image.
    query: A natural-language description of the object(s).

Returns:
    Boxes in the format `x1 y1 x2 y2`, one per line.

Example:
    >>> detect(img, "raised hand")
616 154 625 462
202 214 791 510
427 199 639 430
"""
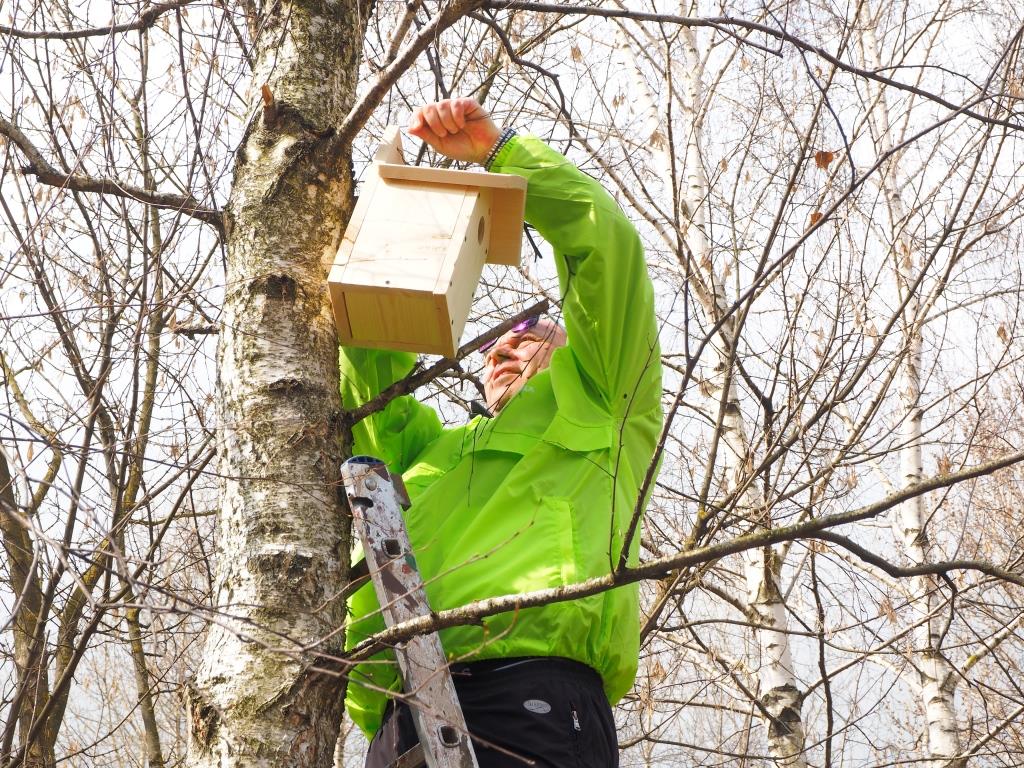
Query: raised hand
408 97 500 164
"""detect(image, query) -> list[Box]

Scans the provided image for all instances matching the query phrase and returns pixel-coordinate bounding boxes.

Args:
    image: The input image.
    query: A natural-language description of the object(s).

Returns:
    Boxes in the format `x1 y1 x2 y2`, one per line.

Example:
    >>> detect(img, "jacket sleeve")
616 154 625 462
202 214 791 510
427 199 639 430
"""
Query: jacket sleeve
490 136 661 419
338 347 442 473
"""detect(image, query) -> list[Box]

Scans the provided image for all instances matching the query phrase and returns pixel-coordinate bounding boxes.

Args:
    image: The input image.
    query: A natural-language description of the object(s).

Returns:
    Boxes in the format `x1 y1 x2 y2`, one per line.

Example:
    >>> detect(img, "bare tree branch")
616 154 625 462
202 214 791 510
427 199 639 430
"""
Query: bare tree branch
0 116 223 232
331 0 488 151
0 1 201 40
343 298 549 424
341 447 1024 662
486 2 1024 132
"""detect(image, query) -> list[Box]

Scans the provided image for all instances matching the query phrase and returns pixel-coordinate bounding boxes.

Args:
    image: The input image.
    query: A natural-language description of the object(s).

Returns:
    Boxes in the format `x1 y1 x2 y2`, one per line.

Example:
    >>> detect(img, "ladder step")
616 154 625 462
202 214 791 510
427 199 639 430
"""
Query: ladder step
390 744 426 768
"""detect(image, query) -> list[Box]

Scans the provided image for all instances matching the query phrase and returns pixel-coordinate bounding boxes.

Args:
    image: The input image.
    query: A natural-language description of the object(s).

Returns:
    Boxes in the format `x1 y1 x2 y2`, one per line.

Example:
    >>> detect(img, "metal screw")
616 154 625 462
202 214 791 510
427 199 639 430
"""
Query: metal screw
365 476 378 491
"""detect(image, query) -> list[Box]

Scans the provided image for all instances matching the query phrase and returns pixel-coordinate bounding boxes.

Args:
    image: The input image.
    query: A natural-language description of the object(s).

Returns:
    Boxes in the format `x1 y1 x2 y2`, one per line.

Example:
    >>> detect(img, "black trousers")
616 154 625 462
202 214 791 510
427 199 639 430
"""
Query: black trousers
364 657 618 768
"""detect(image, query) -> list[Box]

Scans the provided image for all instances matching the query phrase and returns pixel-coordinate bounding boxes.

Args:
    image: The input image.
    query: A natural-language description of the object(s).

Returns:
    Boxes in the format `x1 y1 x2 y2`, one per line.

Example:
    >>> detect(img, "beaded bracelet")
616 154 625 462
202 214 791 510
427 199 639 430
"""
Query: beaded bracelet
483 127 517 170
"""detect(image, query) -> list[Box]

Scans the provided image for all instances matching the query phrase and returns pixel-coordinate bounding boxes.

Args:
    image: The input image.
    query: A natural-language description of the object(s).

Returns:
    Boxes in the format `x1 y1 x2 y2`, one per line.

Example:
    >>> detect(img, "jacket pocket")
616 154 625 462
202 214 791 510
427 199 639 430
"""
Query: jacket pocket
542 410 613 454
539 496 578 585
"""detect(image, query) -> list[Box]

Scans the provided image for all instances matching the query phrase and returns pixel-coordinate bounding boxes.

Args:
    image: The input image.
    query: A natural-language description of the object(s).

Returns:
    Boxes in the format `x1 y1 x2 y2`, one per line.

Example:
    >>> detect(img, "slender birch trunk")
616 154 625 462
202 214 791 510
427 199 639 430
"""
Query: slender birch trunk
118 99 168 768
186 4 364 766
678 21 806 766
0 452 56 768
860 18 962 766
618 15 807 764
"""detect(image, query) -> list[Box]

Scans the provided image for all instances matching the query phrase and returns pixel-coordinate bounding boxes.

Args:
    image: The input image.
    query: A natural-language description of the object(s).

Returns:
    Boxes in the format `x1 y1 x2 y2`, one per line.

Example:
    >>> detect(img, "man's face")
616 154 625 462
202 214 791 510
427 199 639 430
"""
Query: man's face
482 318 566 413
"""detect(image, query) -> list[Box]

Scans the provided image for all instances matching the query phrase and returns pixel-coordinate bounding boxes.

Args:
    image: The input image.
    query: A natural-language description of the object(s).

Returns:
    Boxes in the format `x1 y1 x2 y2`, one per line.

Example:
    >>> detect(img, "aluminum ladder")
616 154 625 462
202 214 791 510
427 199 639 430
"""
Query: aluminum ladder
342 456 480 768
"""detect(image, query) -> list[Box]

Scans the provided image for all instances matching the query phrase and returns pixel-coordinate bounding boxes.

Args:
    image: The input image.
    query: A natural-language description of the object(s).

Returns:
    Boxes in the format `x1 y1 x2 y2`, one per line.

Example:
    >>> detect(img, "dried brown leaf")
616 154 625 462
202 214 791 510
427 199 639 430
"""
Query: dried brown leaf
880 595 897 625
814 150 835 169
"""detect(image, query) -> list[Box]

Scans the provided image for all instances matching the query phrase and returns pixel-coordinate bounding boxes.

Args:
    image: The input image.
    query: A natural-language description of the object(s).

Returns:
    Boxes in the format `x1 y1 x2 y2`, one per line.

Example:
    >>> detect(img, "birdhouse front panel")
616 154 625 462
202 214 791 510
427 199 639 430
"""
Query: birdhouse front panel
340 287 452 354
339 178 469 293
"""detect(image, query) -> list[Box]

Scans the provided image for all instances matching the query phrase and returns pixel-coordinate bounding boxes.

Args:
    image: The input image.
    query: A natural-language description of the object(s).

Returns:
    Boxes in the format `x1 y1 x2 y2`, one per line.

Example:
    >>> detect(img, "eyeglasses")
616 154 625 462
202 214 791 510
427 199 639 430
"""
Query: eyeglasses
478 315 541 353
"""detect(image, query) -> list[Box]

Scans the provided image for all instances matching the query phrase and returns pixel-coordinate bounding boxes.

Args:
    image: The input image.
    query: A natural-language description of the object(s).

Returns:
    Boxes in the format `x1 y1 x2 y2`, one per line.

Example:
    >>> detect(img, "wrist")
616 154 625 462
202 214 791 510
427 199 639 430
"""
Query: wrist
483 127 517 170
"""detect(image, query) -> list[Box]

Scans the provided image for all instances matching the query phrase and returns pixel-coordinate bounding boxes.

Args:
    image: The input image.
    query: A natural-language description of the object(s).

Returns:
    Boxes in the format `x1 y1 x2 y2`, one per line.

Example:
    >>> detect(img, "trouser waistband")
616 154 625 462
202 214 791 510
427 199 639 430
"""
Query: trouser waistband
447 655 602 683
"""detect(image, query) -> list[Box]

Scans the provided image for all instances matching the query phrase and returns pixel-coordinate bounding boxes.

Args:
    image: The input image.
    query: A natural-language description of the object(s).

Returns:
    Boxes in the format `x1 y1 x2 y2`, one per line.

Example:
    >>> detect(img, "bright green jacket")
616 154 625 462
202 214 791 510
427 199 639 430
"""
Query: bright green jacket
340 135 662 738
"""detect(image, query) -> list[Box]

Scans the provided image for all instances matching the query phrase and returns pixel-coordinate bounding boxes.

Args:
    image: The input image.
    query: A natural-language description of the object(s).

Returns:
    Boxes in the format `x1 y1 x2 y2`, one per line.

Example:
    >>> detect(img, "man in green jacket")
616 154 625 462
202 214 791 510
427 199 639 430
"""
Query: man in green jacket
342 98 662 767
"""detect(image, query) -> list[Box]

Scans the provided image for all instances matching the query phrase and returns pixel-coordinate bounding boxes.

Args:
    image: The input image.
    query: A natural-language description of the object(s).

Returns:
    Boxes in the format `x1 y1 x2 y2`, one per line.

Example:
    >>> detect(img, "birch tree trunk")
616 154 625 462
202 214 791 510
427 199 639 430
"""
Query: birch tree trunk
860 17 962 766
186 4 365 765
617 13 807 764
0 451 56 768
675 21 807 768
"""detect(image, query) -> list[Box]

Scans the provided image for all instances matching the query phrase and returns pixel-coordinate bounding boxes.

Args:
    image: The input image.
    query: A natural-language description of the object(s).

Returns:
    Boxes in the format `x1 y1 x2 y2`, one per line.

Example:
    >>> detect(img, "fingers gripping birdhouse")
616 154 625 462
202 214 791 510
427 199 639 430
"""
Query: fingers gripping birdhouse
327 127 527 356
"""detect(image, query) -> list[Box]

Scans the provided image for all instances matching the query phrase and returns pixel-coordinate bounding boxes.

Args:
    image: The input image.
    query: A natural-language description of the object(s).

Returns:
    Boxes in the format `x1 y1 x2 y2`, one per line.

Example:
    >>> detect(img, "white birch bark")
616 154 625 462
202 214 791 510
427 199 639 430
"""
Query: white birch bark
186 4 365 766
618 15 807 764
860 18 962 767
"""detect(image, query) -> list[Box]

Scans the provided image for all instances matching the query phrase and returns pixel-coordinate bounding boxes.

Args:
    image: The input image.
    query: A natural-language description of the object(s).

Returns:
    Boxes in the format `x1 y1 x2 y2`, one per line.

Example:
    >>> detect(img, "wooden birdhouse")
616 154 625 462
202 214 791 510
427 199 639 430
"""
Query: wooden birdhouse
327 127 527 356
